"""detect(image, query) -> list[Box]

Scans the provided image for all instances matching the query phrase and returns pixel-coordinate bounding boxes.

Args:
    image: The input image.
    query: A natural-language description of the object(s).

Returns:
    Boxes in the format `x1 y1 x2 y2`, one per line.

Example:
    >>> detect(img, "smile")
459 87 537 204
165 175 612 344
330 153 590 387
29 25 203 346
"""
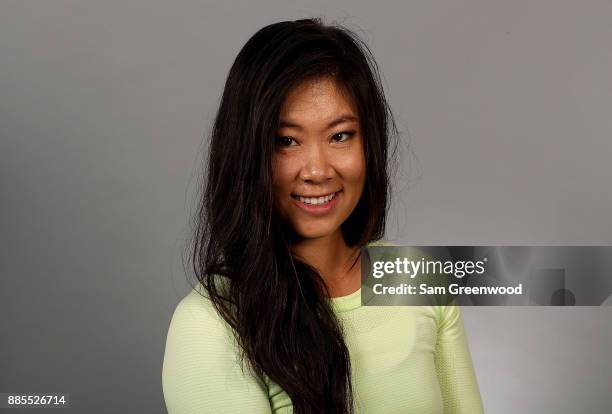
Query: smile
291 190 341 213
293 191 339 205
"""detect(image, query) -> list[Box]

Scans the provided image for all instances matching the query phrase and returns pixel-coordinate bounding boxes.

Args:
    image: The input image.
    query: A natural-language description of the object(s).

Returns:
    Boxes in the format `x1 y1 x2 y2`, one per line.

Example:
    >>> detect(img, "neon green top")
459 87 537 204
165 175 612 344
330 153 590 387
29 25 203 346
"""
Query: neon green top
162 281 484 413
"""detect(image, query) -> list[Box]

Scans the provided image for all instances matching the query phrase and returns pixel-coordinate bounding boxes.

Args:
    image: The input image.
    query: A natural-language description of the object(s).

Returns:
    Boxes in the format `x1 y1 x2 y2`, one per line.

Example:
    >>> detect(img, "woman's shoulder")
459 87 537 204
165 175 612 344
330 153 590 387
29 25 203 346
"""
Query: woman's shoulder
166 278 233 339
163 276 240 376
162 281 271 413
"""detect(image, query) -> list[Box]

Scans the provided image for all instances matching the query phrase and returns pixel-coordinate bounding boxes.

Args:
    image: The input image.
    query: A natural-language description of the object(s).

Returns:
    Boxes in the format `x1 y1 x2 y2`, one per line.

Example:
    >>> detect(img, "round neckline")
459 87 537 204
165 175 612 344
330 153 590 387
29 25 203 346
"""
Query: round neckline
323 239 390 313
330 287 362 312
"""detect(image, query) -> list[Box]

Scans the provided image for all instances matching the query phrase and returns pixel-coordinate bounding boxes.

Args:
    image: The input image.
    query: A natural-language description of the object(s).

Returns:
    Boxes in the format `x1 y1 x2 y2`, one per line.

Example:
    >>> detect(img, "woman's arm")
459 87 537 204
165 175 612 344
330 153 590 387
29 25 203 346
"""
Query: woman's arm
162 289 272 414
434 304 484 414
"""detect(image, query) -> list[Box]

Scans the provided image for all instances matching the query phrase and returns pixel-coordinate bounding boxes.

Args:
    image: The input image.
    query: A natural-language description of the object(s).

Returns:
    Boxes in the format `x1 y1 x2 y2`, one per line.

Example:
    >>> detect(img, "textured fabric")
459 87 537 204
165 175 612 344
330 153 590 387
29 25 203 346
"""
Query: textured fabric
162 282 484 413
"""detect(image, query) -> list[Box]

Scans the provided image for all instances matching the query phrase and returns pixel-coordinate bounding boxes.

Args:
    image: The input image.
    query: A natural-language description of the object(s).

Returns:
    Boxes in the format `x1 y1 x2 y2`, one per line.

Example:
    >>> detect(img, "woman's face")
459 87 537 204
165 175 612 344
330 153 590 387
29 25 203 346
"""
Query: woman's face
272 77 366 241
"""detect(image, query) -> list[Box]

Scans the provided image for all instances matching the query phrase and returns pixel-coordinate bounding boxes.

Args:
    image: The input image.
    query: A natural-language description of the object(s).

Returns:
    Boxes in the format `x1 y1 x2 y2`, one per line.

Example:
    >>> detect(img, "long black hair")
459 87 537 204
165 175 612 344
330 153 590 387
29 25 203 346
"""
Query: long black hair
190 18 397 414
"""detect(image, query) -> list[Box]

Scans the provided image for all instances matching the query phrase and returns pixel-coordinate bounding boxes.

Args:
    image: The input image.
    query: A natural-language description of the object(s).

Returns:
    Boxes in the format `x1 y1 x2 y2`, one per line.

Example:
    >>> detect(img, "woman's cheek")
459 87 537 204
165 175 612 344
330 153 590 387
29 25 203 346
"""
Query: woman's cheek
335 149 366 183
272 156 289 185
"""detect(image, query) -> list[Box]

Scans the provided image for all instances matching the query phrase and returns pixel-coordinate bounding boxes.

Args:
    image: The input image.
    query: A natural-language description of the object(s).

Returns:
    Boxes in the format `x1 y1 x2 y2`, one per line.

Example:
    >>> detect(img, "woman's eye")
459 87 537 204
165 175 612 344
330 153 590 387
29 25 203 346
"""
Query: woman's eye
331 131 355 143
275 136 297 147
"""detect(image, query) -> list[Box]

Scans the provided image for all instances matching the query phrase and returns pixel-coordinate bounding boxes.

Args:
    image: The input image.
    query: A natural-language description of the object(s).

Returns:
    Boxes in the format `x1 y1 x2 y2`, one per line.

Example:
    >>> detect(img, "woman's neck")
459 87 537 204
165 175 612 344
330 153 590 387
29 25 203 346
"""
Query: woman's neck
291 230 361 298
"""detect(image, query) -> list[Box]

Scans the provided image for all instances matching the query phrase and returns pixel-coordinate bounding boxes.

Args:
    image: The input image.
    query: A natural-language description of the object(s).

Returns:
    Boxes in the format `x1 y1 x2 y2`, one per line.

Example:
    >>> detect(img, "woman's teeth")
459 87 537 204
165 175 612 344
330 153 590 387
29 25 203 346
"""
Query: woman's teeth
297 192 337 205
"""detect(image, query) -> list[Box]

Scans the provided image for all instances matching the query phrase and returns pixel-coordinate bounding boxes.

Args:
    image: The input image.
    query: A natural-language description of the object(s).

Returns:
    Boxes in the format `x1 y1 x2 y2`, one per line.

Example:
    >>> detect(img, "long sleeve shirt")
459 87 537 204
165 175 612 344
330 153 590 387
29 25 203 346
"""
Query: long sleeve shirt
162 282 484 413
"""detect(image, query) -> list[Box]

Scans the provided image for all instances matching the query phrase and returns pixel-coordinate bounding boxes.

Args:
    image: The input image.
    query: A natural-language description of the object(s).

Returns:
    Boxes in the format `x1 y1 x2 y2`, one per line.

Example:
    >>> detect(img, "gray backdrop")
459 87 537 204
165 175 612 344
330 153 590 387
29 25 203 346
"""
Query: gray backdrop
1 1 611 413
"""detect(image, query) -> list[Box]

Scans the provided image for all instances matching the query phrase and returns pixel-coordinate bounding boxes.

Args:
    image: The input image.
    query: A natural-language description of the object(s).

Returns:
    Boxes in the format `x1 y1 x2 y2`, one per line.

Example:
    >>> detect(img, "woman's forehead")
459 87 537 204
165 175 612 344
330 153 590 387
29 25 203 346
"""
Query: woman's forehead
279 78 358 128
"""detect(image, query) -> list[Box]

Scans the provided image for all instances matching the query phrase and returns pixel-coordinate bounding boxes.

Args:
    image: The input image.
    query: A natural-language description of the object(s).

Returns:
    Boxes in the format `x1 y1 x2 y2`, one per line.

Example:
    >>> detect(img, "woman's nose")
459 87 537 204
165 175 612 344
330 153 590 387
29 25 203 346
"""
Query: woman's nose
299 145 333 183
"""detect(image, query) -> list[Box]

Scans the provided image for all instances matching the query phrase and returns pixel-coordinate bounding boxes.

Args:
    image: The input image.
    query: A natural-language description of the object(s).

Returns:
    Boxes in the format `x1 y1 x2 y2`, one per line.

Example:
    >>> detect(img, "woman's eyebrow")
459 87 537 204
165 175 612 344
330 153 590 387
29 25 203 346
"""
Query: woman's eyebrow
278 114 358 130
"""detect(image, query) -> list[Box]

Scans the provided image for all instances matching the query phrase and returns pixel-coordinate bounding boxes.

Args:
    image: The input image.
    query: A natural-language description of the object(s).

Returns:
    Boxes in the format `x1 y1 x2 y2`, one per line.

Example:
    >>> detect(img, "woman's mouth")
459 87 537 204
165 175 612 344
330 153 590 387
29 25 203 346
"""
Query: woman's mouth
291 190 341 212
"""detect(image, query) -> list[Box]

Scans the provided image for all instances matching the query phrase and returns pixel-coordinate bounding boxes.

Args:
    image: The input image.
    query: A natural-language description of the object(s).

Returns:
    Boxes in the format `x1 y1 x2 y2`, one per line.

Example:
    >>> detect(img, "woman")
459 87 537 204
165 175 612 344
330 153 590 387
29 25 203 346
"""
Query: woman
162 18 484 414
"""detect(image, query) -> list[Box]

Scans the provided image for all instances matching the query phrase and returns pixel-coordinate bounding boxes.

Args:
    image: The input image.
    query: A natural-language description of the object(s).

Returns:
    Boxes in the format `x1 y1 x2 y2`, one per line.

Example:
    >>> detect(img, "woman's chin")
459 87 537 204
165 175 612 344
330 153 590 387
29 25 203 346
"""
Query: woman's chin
292 224 342 241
